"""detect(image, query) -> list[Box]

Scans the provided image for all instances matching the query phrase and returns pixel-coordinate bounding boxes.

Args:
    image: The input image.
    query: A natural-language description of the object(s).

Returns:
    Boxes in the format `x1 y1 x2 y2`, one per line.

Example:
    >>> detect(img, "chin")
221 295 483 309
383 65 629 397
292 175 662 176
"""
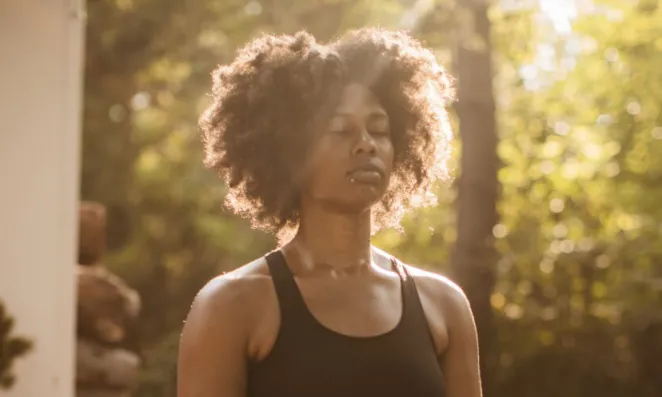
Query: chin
313 183 387 214
336 187 386 213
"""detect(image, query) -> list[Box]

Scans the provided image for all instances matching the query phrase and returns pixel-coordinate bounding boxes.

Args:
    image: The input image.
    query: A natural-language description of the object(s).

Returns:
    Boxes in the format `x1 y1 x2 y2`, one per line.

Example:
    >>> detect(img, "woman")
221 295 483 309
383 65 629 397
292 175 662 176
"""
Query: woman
178 28 482 397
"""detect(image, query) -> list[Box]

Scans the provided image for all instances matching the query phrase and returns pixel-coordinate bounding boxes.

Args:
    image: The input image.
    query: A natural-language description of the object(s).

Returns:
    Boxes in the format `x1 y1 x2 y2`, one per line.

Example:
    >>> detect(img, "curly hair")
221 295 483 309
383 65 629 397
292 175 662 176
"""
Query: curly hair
199 27 455 239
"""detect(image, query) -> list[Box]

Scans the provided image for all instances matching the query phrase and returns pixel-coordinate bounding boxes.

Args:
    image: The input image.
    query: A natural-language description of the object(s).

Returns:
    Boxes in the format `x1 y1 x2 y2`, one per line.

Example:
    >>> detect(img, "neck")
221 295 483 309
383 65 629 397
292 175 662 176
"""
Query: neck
287 200 374 273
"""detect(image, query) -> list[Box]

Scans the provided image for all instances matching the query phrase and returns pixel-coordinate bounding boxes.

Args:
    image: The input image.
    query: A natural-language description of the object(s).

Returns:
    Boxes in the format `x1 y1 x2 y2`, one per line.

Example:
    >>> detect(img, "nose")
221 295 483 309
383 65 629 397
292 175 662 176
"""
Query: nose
351 130 377 157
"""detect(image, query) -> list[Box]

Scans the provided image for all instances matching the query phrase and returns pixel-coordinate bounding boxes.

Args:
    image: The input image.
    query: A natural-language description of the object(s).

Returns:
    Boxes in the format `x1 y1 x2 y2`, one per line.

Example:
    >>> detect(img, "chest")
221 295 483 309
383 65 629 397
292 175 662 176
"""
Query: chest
249 337 446 397
249 272 449 361
294 272 403 337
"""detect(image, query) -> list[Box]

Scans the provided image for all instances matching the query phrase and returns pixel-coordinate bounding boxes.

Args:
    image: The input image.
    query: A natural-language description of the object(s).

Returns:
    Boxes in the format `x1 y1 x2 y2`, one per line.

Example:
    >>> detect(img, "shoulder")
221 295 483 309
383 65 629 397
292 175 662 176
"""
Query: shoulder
373 247 468 309
183 256 274 338
374 246 472 321
178 256 277 394
195 256 272 301
374 248 477 354
405 264 467 305
402 262 476 330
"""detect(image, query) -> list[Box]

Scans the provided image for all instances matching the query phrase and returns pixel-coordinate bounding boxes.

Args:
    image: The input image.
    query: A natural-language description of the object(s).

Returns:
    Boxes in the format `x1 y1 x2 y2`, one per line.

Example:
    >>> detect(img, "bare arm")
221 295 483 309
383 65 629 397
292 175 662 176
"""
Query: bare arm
177 277 249 397
441 286 483 397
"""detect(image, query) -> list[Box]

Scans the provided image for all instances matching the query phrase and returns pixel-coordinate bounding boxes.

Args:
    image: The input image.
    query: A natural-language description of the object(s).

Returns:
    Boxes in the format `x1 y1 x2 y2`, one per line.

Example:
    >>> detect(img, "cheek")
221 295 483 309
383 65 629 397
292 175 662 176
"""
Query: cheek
381 140 395 168
302 143 345 187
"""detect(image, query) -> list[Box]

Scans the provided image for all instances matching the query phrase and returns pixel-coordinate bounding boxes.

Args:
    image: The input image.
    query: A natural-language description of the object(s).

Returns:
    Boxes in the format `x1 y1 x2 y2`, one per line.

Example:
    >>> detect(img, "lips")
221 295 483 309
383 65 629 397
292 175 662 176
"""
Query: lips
347 164 385 185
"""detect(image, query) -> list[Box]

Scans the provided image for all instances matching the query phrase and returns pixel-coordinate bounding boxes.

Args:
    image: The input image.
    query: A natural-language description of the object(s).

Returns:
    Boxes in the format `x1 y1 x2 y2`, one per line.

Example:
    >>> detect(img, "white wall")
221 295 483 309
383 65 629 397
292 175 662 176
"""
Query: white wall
0 1 85 396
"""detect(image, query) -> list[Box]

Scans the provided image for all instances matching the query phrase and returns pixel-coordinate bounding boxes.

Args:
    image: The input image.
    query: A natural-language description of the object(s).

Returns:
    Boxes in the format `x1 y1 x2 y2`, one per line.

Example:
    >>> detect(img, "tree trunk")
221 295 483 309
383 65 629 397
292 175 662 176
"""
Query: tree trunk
452 0 499 394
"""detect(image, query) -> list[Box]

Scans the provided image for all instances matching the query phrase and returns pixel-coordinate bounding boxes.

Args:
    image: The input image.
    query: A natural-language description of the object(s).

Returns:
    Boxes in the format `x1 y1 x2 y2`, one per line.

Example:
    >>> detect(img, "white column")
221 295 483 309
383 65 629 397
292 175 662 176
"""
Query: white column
0 1 85 396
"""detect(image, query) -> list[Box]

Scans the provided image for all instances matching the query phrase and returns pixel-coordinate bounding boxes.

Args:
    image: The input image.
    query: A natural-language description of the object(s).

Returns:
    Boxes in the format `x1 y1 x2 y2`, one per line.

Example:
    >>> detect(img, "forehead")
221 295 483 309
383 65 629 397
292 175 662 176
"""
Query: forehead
334 83 385 114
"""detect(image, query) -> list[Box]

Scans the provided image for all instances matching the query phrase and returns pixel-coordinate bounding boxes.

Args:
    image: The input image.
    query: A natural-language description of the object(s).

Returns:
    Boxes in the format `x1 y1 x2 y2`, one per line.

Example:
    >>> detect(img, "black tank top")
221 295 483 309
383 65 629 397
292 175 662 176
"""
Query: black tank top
247 250 446 397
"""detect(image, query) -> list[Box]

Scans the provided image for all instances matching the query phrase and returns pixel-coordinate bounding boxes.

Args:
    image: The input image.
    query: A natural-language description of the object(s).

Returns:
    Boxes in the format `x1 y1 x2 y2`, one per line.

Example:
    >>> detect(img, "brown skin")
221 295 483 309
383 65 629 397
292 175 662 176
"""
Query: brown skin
178 84 482 397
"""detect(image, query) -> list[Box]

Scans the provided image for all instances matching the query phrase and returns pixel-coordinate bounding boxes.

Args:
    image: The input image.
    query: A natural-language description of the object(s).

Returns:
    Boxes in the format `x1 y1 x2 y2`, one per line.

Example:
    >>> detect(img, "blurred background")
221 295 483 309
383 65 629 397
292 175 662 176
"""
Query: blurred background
2 0 662 396
81 0 662 397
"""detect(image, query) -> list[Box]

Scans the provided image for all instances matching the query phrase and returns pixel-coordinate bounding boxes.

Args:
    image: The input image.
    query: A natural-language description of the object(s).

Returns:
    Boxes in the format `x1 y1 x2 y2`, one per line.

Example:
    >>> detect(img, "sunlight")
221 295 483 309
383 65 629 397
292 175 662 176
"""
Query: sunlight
399 0 434 30
7 1 660 396
501 0 580 33
539 0 578 33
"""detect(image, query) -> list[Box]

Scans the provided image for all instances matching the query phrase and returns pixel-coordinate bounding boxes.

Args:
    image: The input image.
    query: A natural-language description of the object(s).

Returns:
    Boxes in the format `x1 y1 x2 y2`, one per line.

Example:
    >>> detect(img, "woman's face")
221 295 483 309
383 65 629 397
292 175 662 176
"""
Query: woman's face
300 83 394 212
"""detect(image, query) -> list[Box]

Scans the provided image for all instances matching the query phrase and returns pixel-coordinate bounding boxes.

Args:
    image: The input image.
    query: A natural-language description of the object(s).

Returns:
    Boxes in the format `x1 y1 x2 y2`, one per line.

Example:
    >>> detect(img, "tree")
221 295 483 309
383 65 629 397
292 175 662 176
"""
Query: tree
489 1 662 395
452 0 499 392
81 1 662 396
0 301 32 390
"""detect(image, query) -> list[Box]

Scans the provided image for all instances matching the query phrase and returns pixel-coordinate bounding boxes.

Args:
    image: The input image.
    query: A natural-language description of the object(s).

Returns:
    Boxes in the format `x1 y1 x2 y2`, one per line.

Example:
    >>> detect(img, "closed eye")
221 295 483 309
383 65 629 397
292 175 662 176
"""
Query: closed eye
367 113 390 136
369 129 390 137
368 120 390 137
331 128 353 136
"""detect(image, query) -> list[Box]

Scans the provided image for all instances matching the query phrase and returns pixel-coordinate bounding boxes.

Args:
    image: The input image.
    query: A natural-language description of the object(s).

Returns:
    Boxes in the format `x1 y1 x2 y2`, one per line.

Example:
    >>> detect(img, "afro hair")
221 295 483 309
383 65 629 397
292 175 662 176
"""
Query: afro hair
199 27 455 239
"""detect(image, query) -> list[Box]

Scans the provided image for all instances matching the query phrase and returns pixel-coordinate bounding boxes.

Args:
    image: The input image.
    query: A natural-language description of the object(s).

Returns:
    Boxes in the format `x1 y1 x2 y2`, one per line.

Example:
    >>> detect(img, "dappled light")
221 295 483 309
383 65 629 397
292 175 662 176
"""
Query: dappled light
65 0 662 397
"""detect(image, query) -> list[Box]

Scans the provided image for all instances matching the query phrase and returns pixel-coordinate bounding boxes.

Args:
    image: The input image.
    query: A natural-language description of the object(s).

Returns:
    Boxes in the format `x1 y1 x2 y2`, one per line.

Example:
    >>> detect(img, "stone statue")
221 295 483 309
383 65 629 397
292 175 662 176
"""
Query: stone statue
76 202 141 397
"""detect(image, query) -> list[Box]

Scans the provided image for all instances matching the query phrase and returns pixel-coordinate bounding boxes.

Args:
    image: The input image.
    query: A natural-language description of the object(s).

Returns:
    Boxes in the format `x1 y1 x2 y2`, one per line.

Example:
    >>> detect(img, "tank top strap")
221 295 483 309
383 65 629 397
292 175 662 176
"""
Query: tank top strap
389 257 437 345
264 250 309 324
389 256 416 303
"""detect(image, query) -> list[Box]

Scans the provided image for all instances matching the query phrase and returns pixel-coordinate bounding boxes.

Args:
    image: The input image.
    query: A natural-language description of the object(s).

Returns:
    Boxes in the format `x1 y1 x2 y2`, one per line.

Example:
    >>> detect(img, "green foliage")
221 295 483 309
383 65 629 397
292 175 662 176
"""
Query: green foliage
135 330 180 397
0 301 33 390
489 1 662 395
82 0 662 396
